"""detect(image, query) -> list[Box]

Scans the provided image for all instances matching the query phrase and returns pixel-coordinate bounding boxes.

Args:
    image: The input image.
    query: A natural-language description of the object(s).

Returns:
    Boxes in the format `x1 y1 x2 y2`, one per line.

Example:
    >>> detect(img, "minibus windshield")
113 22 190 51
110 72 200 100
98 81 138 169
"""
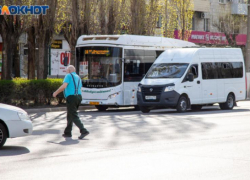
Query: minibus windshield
146 63 189 79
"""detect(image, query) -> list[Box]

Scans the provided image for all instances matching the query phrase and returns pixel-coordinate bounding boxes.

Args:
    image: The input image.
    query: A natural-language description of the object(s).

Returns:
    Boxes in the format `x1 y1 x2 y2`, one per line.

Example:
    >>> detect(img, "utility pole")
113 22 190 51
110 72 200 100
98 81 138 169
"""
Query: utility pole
246 0 250 72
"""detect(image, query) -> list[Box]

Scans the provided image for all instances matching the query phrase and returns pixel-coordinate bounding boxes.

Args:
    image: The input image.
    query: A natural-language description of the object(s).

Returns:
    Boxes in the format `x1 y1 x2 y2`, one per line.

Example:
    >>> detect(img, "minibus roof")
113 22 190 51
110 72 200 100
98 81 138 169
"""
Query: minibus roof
155 48 243 64
76 34 197 48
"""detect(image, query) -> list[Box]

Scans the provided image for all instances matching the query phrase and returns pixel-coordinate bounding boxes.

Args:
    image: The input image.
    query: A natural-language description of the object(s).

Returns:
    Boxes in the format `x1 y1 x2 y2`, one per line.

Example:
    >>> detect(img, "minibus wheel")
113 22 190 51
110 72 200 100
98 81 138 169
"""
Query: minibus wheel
191 105 203 111
139 106 150 113
219 94 235 110
95 105 108 111
177 96 188 113
0 123 7 148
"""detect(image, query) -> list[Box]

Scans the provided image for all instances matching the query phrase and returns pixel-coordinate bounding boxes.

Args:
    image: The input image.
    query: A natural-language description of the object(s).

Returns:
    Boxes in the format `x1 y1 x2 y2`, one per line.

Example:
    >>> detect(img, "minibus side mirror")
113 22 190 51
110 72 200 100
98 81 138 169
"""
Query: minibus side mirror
64 56 69 66
188 73 194 82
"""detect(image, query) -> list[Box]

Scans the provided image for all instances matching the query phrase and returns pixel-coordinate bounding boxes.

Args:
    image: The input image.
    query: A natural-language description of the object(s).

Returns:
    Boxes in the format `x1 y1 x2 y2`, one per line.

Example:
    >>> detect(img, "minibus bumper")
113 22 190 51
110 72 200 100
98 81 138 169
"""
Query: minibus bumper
137 91 180 108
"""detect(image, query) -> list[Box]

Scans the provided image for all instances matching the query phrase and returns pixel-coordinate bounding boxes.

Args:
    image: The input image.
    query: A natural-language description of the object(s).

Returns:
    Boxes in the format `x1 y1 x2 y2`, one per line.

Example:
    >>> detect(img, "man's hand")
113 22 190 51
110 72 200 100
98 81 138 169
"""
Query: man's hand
53 92 57 98
52 83 68 98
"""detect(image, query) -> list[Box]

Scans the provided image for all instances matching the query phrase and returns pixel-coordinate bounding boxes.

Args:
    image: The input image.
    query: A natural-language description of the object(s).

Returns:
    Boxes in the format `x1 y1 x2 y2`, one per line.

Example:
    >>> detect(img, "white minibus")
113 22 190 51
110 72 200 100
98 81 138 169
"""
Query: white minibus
137 48 246 113
75 35 196 111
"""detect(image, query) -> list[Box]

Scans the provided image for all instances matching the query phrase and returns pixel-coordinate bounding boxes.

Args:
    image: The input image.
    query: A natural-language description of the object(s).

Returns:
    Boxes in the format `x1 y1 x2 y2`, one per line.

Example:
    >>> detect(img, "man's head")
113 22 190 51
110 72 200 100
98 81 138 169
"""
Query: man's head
66 65 76 74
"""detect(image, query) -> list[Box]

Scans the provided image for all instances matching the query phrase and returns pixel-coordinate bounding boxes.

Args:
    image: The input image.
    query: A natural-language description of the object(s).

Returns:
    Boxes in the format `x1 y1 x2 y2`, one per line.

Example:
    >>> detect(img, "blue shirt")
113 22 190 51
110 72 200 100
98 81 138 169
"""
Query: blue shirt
63 72 82 98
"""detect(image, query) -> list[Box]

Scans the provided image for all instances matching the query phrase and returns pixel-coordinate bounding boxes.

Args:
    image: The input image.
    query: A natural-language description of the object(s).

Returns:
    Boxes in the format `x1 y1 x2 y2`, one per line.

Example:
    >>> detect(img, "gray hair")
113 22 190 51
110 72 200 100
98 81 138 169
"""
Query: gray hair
67 65 76 73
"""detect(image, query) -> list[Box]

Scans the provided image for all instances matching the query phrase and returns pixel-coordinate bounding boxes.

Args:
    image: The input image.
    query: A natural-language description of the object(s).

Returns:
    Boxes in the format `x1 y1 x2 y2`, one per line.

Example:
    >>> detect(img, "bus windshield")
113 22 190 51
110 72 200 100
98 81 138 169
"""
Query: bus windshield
146 63 189 79
77 47 122 88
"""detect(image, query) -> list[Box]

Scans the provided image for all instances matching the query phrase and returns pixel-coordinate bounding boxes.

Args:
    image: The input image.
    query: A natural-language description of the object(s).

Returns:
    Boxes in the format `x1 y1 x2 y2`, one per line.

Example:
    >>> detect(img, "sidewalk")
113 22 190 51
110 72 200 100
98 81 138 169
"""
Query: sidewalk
24 105 95 114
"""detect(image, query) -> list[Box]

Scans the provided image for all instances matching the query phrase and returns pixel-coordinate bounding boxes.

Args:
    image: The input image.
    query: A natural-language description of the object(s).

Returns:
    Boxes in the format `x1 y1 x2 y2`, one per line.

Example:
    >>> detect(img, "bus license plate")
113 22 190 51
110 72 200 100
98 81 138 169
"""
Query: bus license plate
145 96 156 100
90 102 100 105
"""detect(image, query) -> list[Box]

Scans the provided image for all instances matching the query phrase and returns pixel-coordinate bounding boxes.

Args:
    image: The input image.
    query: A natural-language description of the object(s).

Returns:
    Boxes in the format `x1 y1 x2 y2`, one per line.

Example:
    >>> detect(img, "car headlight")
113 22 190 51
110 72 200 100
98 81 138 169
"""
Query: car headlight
164 86 175 92
108 92 120 99
138 86 142 92
18 112 31 121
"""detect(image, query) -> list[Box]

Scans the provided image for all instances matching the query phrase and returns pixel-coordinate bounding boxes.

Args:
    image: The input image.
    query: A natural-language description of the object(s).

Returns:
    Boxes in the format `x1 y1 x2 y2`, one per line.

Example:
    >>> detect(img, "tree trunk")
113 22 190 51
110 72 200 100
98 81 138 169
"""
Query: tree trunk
37 34 45 79
70 45 76 66
43 30 51 79
1 34 13 80
27 27 36 80
182 0 185 40
107 1 115 34
165 0 168 37
13 41 20 78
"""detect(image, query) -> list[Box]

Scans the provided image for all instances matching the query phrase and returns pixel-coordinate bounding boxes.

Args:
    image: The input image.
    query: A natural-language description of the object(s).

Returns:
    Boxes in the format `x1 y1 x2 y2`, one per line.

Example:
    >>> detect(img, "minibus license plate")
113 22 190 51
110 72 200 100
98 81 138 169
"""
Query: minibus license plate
90 102 100 105
145 96 156 100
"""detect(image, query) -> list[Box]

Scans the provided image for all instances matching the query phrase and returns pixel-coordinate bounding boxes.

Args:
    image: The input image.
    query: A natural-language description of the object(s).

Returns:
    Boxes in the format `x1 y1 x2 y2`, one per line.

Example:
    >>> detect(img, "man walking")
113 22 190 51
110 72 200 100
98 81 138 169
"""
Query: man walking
53 65 89 139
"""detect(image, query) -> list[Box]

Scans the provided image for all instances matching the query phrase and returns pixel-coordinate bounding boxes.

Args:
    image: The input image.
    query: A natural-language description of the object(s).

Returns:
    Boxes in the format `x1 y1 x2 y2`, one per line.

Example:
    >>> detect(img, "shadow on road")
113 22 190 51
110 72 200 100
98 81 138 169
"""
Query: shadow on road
32 129 61 136
47 138 80 146
151 107 250 115
0 146 30 156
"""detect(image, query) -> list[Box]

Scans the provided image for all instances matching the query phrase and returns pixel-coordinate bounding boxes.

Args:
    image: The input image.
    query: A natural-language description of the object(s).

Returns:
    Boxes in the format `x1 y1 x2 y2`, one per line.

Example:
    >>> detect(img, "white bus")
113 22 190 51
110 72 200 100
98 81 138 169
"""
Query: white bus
75 35 197 111
137 48 246 113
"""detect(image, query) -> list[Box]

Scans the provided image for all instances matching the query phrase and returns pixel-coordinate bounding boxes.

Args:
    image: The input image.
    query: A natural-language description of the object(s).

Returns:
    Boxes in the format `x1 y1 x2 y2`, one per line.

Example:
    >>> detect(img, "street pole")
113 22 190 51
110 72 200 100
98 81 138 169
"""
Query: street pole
246 0 250 72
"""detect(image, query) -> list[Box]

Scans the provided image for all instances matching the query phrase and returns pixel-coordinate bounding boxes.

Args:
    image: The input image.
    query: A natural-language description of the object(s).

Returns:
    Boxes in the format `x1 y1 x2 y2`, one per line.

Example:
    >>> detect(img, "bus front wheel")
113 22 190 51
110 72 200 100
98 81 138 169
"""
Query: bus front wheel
95 105 108 111
176 96 188 113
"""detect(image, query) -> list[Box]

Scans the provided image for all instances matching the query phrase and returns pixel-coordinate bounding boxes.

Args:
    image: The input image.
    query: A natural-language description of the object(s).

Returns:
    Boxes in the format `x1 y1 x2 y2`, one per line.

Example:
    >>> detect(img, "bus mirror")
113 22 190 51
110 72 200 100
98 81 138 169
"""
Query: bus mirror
188 73 194 82
64 56 69 66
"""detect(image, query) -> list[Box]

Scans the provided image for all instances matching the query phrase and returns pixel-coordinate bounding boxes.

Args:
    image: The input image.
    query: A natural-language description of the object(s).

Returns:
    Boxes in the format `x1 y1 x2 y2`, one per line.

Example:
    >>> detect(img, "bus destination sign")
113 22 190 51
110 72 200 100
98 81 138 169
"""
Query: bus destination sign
85 50 110 55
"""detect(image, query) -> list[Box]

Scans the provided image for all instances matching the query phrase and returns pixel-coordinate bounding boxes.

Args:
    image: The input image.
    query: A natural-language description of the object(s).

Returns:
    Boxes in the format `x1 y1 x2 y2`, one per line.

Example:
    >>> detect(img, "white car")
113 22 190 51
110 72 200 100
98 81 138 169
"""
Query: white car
0 103 33 148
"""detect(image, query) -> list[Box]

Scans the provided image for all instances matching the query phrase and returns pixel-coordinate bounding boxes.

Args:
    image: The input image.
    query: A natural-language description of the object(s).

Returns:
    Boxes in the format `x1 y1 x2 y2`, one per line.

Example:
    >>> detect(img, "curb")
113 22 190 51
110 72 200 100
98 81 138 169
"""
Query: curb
25 105 95 113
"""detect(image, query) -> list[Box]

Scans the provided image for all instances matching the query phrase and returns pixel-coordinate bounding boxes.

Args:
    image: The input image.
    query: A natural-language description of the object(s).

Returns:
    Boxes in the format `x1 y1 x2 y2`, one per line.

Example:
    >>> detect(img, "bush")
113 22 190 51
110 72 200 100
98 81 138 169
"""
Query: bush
0 78 65 106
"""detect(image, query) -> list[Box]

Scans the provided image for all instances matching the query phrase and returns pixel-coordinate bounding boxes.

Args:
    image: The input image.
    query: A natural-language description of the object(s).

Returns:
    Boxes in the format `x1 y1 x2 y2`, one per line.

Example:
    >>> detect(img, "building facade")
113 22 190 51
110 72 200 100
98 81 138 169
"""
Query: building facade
187 0 248 46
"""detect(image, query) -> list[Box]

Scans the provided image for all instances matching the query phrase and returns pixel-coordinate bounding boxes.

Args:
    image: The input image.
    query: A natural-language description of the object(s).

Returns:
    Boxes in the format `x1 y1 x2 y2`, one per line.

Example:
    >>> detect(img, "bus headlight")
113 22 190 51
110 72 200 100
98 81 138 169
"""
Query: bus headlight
164 86 175 92
18 112 31 121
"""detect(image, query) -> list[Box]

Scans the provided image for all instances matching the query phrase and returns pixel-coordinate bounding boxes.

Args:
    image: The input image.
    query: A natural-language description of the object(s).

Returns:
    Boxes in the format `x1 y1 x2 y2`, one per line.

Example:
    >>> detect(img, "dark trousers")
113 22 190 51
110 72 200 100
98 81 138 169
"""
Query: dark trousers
64 95 87 135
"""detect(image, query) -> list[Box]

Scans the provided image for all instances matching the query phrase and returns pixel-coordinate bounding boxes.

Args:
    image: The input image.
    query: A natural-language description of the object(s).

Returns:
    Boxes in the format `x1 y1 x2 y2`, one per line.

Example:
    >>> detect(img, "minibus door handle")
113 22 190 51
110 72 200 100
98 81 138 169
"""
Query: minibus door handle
197 81 201 84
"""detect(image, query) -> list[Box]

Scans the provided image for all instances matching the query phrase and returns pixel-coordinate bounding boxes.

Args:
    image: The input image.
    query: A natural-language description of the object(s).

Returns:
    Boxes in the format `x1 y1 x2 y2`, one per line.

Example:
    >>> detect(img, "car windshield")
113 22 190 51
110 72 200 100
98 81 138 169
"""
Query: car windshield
146 63 189 79
77 47 122 88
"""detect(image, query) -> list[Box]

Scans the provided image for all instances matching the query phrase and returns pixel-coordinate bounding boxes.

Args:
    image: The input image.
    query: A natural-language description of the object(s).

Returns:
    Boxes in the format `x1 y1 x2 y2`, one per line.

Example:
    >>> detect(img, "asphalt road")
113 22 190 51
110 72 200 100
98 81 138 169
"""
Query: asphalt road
1 102 250 180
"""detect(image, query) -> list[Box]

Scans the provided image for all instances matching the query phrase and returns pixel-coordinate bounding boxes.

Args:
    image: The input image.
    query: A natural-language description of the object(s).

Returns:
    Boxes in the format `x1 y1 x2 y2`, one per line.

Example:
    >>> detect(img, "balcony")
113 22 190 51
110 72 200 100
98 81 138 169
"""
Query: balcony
231 3 247 15
193 0 210 12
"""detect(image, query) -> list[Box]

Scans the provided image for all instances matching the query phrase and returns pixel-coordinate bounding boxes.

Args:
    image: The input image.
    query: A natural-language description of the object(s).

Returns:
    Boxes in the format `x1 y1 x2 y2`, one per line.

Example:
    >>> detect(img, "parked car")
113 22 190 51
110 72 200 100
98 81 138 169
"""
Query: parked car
0 103 33 148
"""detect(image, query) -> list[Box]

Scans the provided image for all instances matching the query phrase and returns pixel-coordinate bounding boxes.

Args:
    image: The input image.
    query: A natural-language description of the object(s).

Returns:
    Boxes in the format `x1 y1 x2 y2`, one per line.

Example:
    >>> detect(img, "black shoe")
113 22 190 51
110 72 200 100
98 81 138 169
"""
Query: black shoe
78 131 89 139
62 134 72 138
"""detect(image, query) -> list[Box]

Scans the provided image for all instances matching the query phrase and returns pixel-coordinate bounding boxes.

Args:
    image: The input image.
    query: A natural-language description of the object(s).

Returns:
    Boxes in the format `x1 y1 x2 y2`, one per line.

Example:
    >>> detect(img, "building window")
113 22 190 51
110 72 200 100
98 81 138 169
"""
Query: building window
204 19 209 32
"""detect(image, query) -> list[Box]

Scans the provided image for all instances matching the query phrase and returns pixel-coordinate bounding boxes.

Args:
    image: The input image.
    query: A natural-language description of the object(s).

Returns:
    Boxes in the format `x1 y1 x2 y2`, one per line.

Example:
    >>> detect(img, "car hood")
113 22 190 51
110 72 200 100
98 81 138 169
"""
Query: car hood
0 103 27 114
140 78 177 86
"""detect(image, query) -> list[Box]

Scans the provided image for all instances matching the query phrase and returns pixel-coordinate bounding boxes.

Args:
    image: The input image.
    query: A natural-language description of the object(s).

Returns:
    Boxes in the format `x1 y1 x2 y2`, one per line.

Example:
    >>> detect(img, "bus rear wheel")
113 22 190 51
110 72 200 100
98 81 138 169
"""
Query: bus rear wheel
139 106 150 113
219 94 235 110
95 105 108 111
